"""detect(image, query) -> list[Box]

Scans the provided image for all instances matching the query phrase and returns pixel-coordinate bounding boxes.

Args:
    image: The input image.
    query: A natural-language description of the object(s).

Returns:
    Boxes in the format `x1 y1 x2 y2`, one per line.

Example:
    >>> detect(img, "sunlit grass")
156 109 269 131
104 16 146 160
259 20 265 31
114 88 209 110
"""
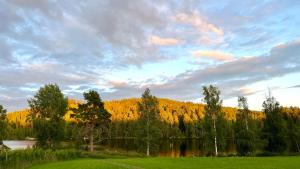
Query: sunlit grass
28 156 300 169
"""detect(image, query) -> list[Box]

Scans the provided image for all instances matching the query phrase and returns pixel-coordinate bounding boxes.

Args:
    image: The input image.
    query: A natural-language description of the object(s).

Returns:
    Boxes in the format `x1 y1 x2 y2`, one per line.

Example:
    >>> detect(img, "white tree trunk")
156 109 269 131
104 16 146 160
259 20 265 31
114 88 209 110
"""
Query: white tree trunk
296 141 300 153
147 141 150 156
146 112 150 156
245 117 249 131
213 118 218 156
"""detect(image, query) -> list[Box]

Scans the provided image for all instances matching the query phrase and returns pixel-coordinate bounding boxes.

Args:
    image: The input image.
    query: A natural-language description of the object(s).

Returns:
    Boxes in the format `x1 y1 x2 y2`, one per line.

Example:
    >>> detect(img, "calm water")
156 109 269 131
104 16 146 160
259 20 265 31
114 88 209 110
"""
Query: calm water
100 138 235 157
3 140 36 150
4 139 235 157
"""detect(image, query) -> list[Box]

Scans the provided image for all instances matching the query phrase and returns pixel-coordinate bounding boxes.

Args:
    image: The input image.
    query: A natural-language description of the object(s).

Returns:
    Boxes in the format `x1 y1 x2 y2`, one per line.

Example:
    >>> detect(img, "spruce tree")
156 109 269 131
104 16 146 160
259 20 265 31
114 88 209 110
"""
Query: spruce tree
178 115 186 134
262 93 287 153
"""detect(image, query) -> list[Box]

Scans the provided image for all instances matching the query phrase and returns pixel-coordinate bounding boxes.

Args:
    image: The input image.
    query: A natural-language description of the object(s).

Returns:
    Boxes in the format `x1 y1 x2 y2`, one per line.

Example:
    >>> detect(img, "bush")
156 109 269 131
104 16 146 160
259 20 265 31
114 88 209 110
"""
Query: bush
0 149 81 169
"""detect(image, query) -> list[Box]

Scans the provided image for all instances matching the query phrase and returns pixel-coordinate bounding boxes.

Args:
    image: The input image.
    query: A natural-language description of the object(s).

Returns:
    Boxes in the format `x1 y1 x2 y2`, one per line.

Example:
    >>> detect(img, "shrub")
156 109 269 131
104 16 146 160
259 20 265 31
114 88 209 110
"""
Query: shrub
0 149 81 169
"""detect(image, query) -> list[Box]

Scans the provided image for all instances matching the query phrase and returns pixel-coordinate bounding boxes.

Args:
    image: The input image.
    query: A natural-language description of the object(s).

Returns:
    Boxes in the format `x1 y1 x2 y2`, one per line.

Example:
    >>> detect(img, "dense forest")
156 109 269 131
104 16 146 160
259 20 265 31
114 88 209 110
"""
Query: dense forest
6 98 263 139
1 84 300 156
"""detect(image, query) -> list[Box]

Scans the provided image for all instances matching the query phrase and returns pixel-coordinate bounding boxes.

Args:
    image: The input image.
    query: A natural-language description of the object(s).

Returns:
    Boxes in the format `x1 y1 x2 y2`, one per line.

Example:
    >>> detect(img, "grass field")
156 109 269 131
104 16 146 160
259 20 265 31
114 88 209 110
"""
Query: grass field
28 157 300 169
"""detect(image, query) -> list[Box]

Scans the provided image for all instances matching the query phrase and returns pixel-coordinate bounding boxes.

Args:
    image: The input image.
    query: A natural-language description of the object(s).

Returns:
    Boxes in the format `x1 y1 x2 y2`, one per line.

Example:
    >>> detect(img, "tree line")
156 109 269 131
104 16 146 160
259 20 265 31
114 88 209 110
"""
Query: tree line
1 83 300 156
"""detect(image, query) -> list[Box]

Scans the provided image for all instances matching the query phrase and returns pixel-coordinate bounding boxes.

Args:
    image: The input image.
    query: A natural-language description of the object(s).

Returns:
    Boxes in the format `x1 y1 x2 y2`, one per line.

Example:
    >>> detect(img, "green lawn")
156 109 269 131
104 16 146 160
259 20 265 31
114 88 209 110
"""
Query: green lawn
28 157 300 169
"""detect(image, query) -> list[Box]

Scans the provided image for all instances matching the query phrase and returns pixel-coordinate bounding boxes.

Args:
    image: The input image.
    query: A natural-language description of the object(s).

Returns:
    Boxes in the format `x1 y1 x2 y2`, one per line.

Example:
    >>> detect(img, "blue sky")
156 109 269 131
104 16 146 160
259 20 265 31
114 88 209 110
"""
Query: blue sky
0 0 300 111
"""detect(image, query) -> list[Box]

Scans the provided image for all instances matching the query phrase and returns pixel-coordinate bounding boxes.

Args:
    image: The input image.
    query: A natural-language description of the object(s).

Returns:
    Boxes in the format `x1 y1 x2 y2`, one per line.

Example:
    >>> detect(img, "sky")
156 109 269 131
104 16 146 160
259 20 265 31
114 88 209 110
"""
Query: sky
1 0 300 112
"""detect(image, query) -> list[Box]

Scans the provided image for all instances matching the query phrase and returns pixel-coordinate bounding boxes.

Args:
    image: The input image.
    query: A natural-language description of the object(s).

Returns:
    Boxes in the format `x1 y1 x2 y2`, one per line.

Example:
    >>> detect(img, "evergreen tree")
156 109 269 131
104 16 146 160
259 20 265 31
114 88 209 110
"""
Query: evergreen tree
202 85 224 156
235 96 255 156
137 88 161 156
178 115 186 134
262 93 287 153
282 107 300 153
28 84 68 149
72 90 111 151
0 105 7 145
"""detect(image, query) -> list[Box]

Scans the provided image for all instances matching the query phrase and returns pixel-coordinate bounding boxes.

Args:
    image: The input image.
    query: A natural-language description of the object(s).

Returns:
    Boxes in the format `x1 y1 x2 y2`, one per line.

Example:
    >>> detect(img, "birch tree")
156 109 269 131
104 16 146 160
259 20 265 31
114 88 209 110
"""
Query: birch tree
235 96 255 156
137 88 161 156
28 84 68 149
203 85 222 156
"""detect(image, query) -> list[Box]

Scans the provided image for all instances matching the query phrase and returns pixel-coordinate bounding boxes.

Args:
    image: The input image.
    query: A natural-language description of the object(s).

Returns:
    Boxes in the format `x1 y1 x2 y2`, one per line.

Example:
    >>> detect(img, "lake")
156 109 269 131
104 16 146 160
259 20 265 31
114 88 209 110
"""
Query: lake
3 140 36 150
3 139 235 156
101 138 235 157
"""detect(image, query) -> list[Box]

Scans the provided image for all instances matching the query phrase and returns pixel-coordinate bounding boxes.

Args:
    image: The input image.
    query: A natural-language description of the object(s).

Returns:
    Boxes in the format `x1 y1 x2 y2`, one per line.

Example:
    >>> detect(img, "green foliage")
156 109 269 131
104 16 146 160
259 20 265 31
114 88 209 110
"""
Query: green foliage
3 84 300 156
33 118 65 148
282 107 300 153
72 90 111 151
0 149 81 169
178 115 186 134
136 88 161 156
262 94 287 153
202 85 224 156
28 84 68 149
6 124 33 140
28 84 68 120
0 105 7 145
235 96 255 156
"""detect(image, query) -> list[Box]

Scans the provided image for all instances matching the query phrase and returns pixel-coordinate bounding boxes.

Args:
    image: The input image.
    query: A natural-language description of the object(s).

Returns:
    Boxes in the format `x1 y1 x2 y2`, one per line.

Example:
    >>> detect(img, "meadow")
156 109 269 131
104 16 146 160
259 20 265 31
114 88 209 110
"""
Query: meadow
28 157 300 169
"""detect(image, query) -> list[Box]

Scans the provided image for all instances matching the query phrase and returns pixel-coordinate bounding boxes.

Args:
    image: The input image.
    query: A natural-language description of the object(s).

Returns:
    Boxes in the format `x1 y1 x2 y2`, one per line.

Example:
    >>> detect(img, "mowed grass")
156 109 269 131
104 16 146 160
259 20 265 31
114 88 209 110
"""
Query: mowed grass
28 157 300 169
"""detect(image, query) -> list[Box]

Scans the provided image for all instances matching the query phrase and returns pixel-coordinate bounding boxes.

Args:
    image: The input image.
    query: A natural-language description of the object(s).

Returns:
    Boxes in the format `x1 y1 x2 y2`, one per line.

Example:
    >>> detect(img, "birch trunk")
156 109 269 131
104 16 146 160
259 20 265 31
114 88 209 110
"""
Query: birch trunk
146 112 150 156
296 140 300 153
213 117 218 156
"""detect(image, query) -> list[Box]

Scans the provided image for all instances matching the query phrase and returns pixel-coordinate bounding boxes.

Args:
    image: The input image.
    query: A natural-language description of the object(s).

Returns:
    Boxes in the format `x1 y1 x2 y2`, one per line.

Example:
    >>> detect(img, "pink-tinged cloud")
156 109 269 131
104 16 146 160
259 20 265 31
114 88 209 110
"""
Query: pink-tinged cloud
174 11 224 36
149 35 180 46
191 50 234 61
238 87 262 95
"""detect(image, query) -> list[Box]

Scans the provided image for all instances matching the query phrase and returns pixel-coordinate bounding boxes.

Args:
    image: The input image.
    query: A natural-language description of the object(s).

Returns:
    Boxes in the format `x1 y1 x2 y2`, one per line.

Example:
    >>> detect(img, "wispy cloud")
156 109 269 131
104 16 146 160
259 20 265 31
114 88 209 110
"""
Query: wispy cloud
1 0 300 111
191 50 234 61
104 39 300 101
149 35 180 46
174 11 223 35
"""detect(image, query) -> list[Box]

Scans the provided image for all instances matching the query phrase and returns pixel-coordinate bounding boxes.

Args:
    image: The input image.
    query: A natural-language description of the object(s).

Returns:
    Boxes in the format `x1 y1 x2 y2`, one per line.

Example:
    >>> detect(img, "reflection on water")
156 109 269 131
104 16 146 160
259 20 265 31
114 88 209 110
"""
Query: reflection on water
3 140 36 150
3 139 234 157
158 139 204 157
101 138 229 157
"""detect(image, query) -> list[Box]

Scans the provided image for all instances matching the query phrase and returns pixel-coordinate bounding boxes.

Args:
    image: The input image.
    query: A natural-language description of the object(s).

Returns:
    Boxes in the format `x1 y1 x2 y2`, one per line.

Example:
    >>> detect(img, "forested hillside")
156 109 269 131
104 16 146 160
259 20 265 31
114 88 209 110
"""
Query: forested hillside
3 84 300 155
7 98 264 126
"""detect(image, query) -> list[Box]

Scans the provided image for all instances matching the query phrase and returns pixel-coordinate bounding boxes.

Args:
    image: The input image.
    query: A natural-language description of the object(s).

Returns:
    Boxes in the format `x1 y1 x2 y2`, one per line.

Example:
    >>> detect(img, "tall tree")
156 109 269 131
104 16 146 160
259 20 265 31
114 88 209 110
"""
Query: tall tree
72 90 111 151
178 115 186 134
0 105 7 145
262 93 287 153
202 85 223 156
235 96 255 156
282 107 300 153
28 84 68 149
137 88 161 156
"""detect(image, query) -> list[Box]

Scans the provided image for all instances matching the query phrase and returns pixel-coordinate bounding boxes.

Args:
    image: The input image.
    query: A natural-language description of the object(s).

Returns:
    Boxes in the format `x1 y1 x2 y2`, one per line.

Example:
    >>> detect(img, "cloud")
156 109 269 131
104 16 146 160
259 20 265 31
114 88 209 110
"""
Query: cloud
287 85 300 88
237 87 263 96
191 50 234 61
0 0 171 67
104 39 300 101
1 0 300 111
174 11 223 36
149 35 180 46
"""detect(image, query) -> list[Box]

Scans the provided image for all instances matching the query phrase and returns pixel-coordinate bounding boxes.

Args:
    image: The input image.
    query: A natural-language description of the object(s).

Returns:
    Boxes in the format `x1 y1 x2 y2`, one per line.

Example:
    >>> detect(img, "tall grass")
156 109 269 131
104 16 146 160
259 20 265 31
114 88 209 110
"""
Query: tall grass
0 149 81 169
